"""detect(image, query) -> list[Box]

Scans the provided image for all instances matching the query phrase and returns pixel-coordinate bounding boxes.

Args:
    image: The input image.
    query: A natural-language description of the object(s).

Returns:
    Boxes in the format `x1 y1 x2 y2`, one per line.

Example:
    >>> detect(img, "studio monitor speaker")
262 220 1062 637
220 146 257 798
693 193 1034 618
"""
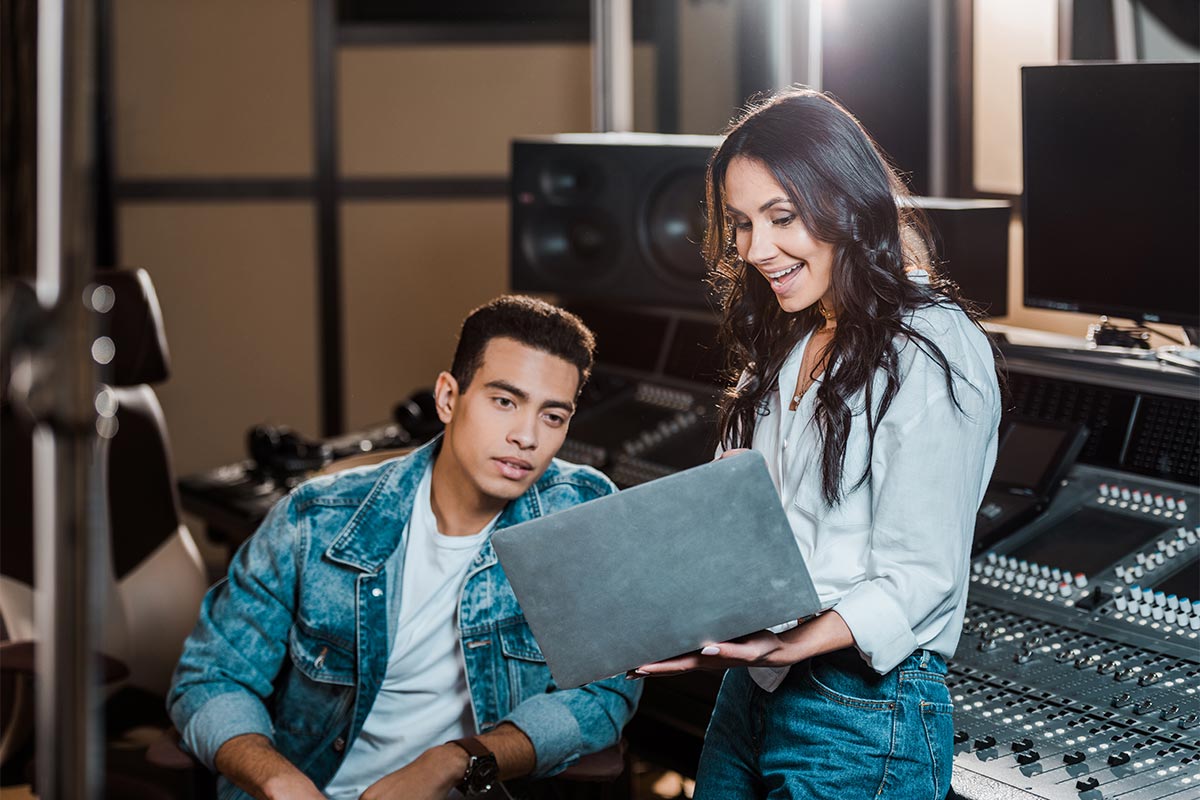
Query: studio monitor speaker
911 198 1011 318
511 133 722 310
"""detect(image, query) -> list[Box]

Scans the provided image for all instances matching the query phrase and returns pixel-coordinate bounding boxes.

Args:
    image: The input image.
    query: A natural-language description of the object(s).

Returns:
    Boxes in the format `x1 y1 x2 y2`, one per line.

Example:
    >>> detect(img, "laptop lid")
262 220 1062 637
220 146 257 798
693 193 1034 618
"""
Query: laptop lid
492 450 820 689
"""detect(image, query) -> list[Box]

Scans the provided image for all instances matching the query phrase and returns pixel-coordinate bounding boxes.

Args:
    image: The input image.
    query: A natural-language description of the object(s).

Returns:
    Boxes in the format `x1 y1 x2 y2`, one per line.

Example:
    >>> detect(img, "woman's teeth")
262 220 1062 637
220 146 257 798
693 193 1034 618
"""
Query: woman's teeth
768 263 803 283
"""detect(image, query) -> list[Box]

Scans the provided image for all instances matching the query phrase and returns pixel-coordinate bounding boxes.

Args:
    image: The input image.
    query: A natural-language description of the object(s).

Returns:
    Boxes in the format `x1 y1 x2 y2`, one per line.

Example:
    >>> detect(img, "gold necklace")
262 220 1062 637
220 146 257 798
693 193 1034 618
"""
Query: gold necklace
790 324 835 409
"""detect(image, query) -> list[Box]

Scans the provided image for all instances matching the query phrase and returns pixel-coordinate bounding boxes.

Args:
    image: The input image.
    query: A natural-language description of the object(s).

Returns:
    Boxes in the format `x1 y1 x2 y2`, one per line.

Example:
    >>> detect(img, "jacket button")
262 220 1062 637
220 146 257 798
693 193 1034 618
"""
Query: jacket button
333 737 346 752
371 587 383 597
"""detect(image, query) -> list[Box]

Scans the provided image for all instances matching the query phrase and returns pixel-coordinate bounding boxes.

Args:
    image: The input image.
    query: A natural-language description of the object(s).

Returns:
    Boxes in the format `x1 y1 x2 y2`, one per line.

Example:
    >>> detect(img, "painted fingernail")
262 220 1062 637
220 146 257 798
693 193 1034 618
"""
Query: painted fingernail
701 645 721 656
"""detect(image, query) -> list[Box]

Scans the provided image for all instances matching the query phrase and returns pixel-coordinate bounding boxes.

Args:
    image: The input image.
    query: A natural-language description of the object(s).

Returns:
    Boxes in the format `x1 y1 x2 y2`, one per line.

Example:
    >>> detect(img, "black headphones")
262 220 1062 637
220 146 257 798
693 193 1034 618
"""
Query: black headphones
247 425 332 476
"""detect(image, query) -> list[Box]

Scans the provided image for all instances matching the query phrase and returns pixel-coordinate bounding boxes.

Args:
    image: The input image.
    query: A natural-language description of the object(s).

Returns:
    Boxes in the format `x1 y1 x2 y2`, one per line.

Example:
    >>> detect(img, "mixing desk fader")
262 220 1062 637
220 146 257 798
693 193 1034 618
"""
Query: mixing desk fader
953 462 1200 799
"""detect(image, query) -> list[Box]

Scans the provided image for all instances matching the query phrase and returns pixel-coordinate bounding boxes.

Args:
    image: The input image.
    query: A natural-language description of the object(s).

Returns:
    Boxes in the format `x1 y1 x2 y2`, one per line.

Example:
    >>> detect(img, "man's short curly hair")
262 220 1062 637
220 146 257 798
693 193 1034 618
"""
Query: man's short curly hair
450 295 595 395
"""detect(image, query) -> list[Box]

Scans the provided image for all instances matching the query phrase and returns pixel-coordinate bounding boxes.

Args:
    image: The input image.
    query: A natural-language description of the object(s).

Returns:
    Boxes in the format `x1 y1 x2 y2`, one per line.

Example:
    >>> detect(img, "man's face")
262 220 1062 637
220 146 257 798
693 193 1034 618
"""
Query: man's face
435 336 581 507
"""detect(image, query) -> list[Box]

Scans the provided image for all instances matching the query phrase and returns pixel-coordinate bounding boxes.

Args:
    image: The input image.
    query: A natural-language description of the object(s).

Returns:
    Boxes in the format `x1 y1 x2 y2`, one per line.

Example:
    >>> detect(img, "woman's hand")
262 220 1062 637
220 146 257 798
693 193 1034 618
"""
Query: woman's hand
717 448 752 460
627 612 855 679
627 630 786 678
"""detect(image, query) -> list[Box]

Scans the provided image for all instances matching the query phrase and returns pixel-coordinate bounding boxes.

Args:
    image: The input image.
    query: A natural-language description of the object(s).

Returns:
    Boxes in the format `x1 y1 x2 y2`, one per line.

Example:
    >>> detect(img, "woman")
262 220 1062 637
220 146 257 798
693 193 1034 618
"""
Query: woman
633 89 1002 799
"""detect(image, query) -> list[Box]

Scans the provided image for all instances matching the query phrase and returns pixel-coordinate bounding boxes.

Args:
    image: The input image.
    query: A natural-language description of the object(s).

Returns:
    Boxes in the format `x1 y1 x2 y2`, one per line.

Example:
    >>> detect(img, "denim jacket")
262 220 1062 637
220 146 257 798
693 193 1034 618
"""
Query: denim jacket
167 438 641 798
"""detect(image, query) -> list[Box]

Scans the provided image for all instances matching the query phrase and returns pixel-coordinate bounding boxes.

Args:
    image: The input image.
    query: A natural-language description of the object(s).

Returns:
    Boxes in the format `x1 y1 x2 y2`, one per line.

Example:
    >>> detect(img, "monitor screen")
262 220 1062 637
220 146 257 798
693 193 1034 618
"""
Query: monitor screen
1022 62 1199 327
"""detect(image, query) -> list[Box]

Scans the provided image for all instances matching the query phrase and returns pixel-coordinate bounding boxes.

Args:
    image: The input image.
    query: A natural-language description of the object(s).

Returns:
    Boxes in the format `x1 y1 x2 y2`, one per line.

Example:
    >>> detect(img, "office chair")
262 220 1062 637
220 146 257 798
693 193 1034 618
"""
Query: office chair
0 268 208 776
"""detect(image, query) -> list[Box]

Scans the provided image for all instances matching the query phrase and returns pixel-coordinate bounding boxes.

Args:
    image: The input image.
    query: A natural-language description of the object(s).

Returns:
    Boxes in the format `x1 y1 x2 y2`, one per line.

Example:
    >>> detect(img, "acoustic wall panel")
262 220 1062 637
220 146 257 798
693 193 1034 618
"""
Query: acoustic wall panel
117 203 321 475
340 200 509 431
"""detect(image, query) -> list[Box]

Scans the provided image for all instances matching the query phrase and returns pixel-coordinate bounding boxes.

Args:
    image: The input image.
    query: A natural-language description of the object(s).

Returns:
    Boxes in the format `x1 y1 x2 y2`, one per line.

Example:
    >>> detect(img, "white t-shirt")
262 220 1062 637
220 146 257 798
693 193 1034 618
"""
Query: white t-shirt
324 466 497 799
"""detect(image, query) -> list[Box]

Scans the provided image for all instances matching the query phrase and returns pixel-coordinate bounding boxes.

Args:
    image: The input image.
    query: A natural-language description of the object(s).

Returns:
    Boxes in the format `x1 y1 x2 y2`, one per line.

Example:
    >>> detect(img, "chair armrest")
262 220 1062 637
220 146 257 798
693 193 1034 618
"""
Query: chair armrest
558 740 626 782
0 639 130 683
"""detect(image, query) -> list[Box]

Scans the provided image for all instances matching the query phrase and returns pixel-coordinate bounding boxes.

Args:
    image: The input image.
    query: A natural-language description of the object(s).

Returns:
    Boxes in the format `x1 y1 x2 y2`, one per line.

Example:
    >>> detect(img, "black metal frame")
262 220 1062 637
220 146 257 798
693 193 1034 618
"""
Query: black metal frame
95 0 682 437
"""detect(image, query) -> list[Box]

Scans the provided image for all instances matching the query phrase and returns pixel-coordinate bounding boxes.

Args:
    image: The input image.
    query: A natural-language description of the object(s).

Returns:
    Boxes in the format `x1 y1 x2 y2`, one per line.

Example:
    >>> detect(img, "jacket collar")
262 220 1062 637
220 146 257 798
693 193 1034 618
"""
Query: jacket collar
324 434 547 573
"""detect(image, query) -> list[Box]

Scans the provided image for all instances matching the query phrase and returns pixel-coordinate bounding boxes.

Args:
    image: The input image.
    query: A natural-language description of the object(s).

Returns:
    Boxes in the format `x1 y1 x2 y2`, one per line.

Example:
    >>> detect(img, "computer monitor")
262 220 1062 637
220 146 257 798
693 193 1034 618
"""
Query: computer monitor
1021 62 1199 328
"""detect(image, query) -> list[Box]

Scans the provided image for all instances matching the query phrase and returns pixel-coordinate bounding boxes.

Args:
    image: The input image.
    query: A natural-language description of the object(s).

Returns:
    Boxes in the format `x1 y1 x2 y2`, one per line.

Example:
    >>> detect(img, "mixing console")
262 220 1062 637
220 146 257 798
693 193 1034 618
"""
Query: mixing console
560 310 1200 800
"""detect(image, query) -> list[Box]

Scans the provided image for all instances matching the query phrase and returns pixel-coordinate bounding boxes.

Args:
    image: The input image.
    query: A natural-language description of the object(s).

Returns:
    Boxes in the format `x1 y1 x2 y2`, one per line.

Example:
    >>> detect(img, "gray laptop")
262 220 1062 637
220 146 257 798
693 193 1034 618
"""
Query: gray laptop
491 450 820 689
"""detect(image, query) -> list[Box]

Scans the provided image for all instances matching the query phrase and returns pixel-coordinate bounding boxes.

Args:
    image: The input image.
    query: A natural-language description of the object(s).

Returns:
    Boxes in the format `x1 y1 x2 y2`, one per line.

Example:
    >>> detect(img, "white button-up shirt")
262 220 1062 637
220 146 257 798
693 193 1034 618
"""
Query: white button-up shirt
745 286 1000 687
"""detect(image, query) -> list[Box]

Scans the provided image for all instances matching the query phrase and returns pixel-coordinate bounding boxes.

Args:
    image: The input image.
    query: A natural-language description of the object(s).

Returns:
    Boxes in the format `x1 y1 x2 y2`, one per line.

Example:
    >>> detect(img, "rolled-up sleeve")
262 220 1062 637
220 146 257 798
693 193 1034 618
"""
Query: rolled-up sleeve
167 495 302 769
834 374 997 674
502 673 642 777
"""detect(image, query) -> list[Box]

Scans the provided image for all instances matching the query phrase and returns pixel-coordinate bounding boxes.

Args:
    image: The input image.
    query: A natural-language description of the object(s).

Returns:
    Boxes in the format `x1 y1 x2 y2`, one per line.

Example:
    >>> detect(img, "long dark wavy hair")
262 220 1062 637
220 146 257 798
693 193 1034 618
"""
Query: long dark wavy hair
706 88 996 506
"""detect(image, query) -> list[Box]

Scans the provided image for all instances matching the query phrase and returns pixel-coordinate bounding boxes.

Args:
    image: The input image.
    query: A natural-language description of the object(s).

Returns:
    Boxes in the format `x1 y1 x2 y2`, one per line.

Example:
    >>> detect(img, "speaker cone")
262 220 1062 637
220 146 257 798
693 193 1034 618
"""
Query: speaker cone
644 167 707 283
521 209 620 282
539 159 603 205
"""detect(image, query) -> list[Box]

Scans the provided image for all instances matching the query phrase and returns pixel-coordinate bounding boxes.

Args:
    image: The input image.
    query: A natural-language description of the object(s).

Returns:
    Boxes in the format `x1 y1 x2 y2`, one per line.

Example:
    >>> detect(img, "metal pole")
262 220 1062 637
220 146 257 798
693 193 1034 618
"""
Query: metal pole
35 0 103 796
806 0 823 92
766 0 793 91
591 0 633 132
928 0 949 197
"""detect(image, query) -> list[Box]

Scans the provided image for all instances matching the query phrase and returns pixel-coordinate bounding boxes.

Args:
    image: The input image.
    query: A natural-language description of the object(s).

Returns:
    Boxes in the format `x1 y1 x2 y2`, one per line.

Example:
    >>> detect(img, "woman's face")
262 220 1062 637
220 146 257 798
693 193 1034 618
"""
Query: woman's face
723 155 836 315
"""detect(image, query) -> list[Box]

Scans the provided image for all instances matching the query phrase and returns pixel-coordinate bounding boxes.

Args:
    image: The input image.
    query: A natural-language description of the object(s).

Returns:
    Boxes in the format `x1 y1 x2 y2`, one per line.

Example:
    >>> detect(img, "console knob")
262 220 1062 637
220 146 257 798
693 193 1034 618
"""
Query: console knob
1056 648 1081 663
1115 596 1128 611
1138 671 1163 686
1167 594 1180 610
1015 750 1040 765
1076 777 1100 792
974 735 997 750
954 730 970 744
1097 660 1120 675
1010 738 1034 752
1063 751 1086 765
1107 751 1131 766
1111 692 1133 708
1115 667 1137 682
1160 704 1182 721
1133 698 1155 714
1180 712 1200 730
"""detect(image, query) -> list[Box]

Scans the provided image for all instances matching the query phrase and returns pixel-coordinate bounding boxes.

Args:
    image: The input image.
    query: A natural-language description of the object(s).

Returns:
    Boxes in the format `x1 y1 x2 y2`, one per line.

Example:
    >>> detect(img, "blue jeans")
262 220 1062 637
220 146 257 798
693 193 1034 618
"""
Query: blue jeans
695 649 953 800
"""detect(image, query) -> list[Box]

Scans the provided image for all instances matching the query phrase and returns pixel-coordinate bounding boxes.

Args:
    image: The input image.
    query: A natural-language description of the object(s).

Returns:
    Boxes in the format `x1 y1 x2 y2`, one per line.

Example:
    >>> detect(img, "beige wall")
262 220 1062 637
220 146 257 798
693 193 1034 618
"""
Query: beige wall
118 203 322 476
341 200 509 431
113 0 313 177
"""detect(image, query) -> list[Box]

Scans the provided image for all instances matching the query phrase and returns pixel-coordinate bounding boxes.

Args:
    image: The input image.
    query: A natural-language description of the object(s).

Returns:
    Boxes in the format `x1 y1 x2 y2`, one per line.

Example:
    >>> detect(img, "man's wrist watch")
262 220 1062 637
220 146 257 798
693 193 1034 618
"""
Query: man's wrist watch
447 736 500 796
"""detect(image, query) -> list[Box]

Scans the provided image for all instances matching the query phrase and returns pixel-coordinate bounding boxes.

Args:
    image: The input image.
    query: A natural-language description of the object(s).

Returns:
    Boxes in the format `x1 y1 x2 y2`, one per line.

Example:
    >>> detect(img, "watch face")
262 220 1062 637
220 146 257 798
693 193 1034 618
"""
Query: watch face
467 756 499 793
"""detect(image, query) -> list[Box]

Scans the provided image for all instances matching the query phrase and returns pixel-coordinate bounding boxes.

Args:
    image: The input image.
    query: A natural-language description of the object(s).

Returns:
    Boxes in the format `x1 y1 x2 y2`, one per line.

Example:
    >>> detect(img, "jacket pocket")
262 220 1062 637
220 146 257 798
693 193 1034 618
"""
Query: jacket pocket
288 621 355 686
498 620 553 712
273 622 356 737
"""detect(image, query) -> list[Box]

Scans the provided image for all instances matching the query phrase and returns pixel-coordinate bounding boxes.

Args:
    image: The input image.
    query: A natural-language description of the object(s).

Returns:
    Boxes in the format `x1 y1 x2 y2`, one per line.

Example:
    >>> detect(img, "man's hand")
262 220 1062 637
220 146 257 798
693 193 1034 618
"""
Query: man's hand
359 743 465 800
214 733 326 800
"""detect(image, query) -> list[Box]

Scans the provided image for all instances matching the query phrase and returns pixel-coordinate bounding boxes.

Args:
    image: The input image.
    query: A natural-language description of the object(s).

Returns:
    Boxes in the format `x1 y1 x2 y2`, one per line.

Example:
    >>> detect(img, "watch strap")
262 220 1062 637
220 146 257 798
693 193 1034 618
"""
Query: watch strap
449 735 492 759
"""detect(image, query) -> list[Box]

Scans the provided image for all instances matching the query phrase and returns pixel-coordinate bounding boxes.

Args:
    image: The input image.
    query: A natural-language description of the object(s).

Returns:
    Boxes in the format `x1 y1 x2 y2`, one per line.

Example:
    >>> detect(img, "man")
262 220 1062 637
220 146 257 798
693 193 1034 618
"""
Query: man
168 296 641 800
